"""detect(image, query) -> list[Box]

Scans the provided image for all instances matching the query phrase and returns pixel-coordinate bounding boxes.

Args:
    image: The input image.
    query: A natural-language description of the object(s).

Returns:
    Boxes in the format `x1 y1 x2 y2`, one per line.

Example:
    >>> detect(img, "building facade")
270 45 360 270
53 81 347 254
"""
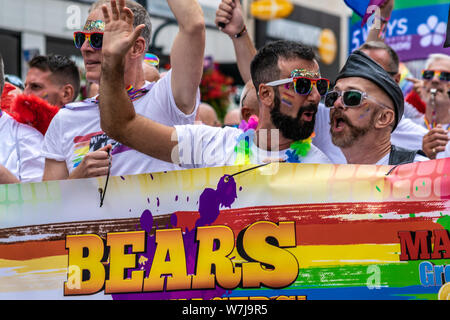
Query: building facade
0 0 351 83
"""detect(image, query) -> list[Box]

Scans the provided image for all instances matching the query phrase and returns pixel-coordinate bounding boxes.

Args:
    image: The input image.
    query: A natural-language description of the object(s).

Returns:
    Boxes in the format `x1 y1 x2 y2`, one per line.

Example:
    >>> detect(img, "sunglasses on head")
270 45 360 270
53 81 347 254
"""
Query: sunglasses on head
421 69 450 81
266 76 330 96
73 31 104 50
324 90 391 109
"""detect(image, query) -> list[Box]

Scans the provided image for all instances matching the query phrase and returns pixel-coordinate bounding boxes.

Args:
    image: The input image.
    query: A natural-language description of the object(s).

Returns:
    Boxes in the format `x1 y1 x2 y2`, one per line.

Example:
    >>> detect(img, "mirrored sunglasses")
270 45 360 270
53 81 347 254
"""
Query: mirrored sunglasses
266 76 330 96
73 32 104 50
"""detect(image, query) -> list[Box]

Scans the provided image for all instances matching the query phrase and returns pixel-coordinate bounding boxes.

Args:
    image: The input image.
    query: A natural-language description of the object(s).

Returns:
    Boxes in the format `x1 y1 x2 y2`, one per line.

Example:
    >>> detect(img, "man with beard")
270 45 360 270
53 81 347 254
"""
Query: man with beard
324 50 428 165
97 7 331 168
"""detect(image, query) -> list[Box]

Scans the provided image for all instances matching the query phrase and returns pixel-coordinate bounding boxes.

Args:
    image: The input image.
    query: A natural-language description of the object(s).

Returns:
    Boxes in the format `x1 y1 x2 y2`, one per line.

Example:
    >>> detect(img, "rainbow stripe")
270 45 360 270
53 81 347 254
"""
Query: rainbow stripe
0 160 448 300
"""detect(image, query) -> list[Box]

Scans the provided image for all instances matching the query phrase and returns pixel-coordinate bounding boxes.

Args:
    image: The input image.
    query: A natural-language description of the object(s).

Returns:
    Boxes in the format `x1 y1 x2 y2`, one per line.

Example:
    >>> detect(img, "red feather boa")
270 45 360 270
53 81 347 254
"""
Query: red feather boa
5 94 59 135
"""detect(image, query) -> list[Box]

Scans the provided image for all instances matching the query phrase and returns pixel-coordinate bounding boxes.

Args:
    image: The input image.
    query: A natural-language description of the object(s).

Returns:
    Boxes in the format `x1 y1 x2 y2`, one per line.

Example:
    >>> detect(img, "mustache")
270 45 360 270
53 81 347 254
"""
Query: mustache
330 109 352 126
297 103 318 119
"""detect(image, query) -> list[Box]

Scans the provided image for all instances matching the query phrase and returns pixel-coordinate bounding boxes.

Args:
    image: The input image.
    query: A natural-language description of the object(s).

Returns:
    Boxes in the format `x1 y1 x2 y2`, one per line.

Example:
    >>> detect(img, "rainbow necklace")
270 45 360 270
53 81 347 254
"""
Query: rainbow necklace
233 116 314 165
94 85 149 104
424 117 450 131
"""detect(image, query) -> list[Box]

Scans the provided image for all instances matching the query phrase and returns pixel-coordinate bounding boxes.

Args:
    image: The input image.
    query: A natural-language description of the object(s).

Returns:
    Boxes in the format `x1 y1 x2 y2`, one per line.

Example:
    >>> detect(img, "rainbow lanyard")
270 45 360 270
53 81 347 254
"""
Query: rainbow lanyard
94 85 149 104
233 118 314 165
424 118 450 131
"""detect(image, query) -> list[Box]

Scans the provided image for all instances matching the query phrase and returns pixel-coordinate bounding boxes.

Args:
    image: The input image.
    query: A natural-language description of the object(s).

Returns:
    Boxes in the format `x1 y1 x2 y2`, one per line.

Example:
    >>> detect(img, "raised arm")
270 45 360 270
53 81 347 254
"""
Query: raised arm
215 0 256 84
169 0 206 115
365 0 394 43
99 0 178 163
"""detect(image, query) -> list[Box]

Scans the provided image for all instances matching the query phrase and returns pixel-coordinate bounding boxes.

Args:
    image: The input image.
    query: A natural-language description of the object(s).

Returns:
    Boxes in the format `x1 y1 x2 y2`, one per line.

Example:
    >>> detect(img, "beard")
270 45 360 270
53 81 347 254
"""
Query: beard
330 108 375 148
270 91 317 141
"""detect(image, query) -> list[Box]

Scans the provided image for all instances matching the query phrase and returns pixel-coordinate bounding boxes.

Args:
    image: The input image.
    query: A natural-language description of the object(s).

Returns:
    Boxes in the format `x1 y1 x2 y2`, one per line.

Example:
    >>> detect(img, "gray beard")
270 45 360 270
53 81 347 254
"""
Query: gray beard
330 109 375 149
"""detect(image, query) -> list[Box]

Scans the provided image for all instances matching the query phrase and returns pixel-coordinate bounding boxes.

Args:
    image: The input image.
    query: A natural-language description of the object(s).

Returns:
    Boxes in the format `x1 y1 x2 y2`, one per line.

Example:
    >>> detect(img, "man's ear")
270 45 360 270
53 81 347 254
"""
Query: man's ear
61 84 76 105
375 108 395 129
131 37 146 59
258 84 275 109
241 106 253 122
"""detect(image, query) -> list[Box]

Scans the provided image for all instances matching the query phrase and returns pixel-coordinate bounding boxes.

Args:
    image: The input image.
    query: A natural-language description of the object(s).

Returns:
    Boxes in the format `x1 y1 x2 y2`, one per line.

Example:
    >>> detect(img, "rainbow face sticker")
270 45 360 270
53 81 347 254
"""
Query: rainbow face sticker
83 20 105 32
281 92 295 107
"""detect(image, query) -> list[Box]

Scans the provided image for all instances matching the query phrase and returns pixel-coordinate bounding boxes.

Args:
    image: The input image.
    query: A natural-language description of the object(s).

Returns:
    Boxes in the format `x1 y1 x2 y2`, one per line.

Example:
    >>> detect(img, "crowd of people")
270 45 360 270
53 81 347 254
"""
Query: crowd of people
0 0 449 185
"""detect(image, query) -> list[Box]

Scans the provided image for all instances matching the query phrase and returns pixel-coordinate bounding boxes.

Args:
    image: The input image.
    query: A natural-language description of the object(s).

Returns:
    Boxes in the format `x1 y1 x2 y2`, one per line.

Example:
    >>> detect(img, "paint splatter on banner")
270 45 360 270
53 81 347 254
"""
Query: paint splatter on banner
0 160 449 300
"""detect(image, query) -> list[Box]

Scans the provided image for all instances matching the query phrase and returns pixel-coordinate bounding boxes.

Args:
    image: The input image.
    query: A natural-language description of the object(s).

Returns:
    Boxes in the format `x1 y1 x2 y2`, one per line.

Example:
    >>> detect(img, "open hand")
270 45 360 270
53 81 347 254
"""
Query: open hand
101 0 145 64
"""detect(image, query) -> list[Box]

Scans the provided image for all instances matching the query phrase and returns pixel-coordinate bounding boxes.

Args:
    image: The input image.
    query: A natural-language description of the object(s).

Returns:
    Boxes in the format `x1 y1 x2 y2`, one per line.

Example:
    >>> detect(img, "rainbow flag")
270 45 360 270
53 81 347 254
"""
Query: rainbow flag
0 161 449 300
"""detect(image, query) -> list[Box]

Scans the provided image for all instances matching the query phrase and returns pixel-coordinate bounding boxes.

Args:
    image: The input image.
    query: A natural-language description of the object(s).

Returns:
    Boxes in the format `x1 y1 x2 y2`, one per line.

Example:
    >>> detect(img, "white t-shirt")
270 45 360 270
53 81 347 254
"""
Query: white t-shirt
409 117 450 159
391 116 428 151
0 112 44 182
313 104 346 163
437 140 450 159
313 103 429 163
175 124 332 168
42 70 198 176
435 123 450 159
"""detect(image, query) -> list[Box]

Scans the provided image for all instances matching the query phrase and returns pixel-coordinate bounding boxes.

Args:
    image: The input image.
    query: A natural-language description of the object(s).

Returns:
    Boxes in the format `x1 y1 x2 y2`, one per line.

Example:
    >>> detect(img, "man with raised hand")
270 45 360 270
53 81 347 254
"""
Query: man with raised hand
99 4 331 168
41 0 205 181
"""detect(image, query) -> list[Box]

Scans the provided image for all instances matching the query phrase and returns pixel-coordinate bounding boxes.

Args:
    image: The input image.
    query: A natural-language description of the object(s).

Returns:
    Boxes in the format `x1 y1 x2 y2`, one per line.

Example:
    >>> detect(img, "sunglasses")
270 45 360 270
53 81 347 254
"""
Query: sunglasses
324 90 391 109
421 69 450 81
73 32 104 50
266 76 330 96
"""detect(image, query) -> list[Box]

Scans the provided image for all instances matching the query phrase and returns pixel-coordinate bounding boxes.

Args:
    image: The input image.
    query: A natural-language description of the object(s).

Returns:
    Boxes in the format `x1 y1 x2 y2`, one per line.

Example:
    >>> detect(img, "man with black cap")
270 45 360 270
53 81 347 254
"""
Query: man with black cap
324 50 428 165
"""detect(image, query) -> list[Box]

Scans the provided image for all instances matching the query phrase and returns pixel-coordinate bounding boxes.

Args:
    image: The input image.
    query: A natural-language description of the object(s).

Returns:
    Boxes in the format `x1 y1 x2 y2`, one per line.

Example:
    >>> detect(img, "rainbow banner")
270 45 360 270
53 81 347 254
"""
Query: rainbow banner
0 160 449 300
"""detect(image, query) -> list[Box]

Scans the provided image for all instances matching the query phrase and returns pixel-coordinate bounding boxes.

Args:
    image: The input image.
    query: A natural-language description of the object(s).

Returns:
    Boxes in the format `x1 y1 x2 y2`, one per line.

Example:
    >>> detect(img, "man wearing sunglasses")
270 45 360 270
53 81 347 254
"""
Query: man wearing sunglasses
324 50 427 165
420 54 450 160
42 0 205 181
98 14 332 168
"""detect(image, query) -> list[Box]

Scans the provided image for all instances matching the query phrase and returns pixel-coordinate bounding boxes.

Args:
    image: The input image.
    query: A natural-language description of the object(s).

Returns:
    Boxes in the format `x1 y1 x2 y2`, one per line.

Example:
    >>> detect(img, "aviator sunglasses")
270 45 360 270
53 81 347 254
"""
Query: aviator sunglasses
73 31 104 50
324 90 391 109
266 76 330 96
421 69 450 82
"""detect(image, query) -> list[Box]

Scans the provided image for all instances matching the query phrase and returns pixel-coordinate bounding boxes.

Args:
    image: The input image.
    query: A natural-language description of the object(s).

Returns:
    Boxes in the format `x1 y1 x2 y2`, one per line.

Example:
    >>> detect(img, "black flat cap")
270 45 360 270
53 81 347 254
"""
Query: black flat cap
335 50 404 131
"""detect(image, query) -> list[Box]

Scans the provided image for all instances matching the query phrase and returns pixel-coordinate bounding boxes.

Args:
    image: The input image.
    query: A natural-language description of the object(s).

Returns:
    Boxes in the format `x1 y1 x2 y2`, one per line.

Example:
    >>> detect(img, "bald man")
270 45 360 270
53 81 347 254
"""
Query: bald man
195 102 221 127
239 80 259 122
